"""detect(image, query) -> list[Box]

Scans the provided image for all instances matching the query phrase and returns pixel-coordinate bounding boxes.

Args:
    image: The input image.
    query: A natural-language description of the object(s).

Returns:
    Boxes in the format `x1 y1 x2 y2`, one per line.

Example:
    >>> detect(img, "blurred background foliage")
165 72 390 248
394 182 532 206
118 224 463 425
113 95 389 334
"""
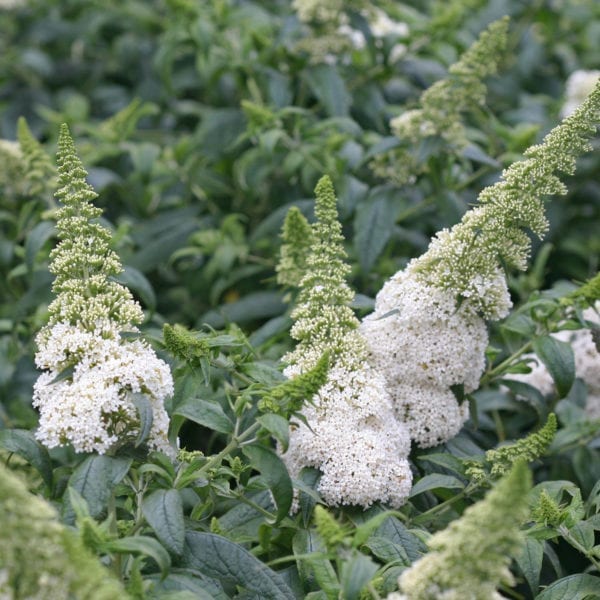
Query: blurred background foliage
0 0 599 424
1 2 600 596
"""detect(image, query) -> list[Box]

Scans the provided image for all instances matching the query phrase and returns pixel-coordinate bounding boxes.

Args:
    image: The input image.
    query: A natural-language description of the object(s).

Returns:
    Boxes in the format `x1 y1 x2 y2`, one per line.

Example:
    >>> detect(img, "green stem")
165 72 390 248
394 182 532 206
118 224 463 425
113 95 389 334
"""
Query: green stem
265 552 329 567
558 525 600 571
480 341 533 385
412 481 481 525
195 421 261 477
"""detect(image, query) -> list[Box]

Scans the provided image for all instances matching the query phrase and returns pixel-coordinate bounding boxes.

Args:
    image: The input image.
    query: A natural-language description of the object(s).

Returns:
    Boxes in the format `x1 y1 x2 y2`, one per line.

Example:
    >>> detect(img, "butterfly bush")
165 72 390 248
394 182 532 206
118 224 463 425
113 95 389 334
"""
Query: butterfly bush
371 18 509 185
32 125 173 455
363 82 600 447
280 176 412 508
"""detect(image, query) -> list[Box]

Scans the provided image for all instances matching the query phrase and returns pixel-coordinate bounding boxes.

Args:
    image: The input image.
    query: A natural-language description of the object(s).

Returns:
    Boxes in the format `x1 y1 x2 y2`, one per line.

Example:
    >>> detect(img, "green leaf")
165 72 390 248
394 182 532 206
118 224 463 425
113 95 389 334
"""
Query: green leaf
242 444 293 522
257 413 290 452
374 516 425 563
535 574 600 599
183 532 295 599
142 489 185 555
25 221 55 271
353 193 399 272
461 143 500 167
340 553 378 600
174 398 233 434
131 392 154 447
516 537 544 595
304 64 350 117
200 291 286 328
48 364 76 384
532 336 575 398
353 511 398 548
67 455 132 519
104 535 171 577
148 573 226 600
364 536 410 565
293 529 339 599
0 429 53 488
409 474 465 497
417 453 466 476
568 520 595 552
114 266 156 310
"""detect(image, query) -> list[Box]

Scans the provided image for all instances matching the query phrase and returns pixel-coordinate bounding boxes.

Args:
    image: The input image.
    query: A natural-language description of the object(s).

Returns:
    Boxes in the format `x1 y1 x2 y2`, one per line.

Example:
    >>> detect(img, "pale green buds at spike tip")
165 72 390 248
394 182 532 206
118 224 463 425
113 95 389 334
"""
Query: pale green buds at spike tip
410 80 600 319
16 116 56 200
0 463 129 599
397 462 532 600
373 17 509 184
276 206 314 289
44 123 144 333
392 17 509 146
285 175 358 371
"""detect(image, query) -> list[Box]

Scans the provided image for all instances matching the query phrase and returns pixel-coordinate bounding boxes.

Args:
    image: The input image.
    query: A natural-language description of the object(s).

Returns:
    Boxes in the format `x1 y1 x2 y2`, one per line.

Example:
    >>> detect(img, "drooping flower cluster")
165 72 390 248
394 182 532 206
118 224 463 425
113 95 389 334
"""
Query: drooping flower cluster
33 124 174 455
507 305 600 419
371 18 509 184
363 81 600 447
279 176 412 508
387 462 531 600
0 463 127 599
361 272 489 447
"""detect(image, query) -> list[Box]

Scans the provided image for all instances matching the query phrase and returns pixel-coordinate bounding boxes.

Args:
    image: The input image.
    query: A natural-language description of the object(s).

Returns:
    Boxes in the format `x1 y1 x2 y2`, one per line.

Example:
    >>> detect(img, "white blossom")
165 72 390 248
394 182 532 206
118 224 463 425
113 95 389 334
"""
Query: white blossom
361 271 488 447
368 8 409 38
33 322 174 455
284 360 412 508
33 125 174 456
279 176 412 507
337 24 366 50
561 70 600 118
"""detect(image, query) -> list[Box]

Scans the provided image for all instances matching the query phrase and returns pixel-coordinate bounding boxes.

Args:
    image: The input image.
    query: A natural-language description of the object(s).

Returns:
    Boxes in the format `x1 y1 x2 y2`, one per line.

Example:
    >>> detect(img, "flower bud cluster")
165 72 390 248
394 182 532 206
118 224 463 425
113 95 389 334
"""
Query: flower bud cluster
280 176 412 508
33 125 173 456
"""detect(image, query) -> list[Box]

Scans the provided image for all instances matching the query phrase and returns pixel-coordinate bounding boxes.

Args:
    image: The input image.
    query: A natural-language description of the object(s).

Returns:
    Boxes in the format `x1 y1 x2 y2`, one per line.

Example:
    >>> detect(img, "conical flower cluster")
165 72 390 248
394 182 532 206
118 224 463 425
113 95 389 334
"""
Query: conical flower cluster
33 124 173 455
362 81 600 447
389 462 531 600
280 176 412 508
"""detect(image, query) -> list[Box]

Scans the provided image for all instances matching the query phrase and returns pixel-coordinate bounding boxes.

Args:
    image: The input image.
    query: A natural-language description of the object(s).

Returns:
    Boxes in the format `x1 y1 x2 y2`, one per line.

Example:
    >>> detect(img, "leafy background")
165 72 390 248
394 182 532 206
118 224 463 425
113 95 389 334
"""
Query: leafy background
1 0 600 598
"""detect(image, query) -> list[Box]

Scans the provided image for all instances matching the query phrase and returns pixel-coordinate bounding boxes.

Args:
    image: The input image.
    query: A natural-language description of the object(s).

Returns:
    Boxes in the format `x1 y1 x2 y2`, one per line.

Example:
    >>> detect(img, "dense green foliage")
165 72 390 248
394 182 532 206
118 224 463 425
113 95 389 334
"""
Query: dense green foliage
1 1 600 598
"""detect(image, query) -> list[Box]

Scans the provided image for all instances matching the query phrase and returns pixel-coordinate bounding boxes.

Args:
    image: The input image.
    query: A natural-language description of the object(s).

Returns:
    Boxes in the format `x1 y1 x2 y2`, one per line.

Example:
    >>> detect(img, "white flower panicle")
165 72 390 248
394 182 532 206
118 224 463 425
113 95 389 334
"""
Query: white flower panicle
361 271 488 446
33 125 174 456
411 80 600 317
364 81 600 447
280 176 412 508
292 1 407 64
507 304 600 419
33 322 173 454
372 18 508 185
